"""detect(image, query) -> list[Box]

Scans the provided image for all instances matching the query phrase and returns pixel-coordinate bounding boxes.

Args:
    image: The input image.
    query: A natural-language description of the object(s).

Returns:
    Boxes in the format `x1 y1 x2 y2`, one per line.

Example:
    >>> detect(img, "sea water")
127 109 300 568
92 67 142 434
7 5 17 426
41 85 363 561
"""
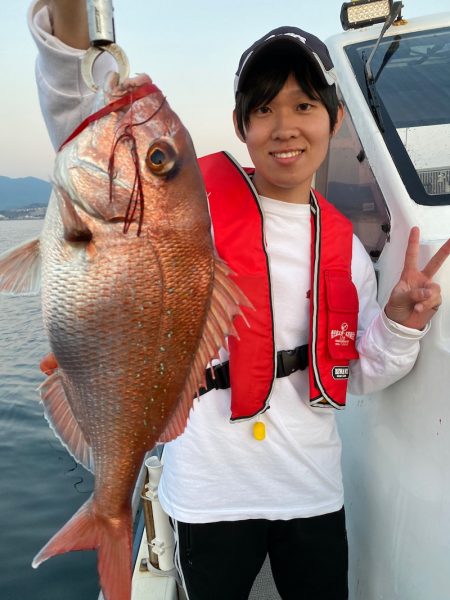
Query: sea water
0 220 98 600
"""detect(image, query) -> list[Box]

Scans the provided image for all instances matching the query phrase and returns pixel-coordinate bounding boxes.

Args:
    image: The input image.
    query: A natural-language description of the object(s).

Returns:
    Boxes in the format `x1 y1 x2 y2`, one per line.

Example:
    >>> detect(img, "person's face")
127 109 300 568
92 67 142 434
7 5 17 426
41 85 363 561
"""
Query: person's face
234 73 343 204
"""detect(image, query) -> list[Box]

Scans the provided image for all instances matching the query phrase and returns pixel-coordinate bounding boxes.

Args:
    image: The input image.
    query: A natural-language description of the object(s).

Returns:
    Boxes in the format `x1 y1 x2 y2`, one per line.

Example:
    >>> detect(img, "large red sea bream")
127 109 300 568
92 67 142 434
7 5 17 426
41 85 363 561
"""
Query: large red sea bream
0 73 248 600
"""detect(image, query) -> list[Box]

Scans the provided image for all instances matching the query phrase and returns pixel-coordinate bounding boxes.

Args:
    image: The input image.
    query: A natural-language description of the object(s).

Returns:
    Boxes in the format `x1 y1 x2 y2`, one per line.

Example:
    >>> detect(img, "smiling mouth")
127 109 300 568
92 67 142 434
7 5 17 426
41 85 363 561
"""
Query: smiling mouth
270 150 304 159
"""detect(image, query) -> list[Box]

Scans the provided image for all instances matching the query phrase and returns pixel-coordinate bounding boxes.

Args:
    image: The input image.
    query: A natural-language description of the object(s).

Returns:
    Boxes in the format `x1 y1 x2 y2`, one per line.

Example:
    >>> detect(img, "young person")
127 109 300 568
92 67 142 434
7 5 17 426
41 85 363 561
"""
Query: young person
29 2 449 599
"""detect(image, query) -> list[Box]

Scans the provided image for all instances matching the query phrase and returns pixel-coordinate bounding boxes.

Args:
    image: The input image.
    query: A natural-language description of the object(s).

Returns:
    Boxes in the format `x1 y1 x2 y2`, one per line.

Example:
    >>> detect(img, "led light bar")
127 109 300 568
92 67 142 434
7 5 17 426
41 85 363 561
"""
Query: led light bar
340 0 393 30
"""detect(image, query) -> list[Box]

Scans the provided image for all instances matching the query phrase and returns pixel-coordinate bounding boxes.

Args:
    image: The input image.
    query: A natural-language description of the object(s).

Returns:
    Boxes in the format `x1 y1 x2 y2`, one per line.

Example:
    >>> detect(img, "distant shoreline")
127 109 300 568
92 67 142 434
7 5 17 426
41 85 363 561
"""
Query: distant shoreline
0 217 45 221
0 206 46 221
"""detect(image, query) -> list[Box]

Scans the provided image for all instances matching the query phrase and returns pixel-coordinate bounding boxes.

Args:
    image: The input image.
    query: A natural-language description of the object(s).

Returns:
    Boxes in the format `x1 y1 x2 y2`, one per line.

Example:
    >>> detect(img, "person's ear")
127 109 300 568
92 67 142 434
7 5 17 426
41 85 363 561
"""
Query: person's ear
233 110 246 142
332 103 344 137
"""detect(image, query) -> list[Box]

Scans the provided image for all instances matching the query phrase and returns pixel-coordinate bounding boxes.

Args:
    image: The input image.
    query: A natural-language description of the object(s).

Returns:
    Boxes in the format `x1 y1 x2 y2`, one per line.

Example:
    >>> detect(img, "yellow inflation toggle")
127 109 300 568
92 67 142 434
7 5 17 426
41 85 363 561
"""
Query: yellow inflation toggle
253 421 266 441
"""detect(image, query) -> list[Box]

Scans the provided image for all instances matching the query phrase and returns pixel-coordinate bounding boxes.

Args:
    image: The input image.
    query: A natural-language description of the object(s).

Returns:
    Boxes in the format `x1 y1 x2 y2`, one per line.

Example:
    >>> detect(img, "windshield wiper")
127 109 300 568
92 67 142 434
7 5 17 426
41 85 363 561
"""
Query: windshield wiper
363 1 403 132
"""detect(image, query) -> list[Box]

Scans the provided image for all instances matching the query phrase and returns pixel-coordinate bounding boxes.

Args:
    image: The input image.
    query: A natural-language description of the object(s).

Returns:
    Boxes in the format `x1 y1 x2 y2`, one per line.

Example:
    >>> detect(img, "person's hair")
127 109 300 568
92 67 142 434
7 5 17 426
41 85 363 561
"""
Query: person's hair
235 45 341 139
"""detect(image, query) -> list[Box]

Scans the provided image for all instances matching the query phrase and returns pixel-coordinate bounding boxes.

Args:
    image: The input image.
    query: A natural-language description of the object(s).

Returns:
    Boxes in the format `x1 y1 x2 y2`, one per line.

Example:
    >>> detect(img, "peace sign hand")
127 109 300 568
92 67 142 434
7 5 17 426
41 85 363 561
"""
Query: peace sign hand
384 227 450 330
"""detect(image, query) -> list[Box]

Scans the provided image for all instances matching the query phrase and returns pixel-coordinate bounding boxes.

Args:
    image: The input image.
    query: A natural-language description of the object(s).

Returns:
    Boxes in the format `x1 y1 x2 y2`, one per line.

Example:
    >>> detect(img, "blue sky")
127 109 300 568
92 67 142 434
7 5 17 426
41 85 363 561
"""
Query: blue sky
2 0 449 180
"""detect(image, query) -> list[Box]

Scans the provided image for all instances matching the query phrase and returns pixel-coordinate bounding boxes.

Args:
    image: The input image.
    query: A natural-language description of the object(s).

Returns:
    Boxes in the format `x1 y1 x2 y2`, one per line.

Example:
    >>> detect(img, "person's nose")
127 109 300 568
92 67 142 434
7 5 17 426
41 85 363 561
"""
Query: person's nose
271 109 300 141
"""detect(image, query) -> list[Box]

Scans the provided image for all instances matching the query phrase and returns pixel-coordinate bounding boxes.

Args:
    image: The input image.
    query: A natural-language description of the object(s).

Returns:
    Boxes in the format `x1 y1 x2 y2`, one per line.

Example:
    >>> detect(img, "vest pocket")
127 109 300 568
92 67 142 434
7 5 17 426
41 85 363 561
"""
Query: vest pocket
325 270 359 360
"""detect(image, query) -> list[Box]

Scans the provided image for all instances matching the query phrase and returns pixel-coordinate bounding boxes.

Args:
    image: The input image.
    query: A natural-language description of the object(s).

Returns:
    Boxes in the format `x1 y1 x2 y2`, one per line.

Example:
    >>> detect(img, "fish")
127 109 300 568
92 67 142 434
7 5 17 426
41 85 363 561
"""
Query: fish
0 73 249 600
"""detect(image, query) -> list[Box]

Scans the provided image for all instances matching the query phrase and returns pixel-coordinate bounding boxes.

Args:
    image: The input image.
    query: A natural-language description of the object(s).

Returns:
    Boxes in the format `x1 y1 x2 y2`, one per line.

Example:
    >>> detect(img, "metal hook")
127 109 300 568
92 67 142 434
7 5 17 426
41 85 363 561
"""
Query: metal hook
81 43 130 92
81 0 130 91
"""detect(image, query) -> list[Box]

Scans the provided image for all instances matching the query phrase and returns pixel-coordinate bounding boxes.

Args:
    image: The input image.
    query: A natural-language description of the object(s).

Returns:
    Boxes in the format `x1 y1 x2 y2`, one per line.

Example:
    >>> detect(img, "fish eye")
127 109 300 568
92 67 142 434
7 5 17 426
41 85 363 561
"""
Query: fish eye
146 138 177 176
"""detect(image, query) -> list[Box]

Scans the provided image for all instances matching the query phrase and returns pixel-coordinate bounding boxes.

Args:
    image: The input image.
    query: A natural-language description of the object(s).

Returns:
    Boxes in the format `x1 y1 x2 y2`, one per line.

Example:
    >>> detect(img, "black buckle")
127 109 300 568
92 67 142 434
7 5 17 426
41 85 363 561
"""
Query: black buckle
276 345 308 378
198 345 309 396
199 361 230 396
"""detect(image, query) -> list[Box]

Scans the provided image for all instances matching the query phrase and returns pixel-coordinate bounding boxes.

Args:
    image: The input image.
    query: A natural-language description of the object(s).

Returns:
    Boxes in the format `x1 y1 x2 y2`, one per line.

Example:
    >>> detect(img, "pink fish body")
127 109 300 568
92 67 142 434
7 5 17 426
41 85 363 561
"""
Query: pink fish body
0 74 248 600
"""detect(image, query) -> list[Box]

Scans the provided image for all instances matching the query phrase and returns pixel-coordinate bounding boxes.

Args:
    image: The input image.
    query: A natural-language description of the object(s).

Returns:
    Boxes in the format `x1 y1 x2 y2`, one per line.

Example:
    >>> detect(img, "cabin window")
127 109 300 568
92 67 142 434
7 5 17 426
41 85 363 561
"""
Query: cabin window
315 108 390 262
345 26 450 206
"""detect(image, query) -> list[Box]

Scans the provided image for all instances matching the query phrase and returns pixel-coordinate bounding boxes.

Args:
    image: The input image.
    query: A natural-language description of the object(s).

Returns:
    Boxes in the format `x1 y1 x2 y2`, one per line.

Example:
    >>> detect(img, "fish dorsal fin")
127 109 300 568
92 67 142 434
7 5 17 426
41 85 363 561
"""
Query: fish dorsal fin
0 239 41 295
39 372 95 473
158 258 251 443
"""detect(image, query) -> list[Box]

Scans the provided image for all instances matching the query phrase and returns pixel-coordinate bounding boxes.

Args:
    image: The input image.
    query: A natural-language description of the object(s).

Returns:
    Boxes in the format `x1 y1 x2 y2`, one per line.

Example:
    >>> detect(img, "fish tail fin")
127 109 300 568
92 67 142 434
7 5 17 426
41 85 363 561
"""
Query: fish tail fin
32 496 132 600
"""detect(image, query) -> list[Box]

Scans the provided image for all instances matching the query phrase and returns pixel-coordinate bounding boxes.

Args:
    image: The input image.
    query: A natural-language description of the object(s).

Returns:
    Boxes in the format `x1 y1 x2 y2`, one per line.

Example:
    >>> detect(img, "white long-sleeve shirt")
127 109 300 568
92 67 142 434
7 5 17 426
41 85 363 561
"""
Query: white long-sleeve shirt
28 1 427 522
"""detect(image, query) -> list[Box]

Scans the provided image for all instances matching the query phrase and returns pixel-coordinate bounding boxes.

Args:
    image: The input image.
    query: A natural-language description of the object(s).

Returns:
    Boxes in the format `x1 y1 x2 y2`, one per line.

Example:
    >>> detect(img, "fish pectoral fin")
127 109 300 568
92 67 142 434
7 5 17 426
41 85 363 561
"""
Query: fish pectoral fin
0 238 41 295
158 258 251 443
56 187 93 243
39 371 94 473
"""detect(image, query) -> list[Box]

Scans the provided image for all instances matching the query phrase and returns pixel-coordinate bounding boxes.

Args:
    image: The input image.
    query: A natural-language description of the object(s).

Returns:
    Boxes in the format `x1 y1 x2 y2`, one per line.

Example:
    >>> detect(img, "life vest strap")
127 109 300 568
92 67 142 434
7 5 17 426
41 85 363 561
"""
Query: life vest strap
199 345 309 396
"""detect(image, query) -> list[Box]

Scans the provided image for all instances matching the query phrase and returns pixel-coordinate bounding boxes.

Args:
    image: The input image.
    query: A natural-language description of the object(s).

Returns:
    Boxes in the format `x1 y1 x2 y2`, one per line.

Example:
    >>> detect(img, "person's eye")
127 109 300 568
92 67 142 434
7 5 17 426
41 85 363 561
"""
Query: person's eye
254 105 271 115
297 103 313 112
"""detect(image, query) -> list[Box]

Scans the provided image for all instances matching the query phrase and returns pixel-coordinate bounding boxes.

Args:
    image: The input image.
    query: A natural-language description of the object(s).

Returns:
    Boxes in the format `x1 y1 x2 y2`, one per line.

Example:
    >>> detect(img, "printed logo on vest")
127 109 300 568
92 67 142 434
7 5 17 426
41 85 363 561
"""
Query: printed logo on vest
330 322 356 347
332 366 349 380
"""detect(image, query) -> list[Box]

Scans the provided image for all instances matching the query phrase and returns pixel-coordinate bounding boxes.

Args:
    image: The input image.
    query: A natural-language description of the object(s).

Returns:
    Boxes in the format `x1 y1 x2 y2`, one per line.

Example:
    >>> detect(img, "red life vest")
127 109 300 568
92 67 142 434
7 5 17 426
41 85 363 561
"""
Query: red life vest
198 152 359 421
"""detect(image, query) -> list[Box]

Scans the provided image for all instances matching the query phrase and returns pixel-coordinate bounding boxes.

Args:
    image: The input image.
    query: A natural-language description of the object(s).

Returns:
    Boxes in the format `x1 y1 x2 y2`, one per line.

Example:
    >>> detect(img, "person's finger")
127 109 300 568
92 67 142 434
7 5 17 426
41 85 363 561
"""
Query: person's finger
422 238 450 279
412 282 442 313
413 302 425 313
407 287 432 304
424 281 441 295
40 352 58 375
421 282 442 310
401 227 420 274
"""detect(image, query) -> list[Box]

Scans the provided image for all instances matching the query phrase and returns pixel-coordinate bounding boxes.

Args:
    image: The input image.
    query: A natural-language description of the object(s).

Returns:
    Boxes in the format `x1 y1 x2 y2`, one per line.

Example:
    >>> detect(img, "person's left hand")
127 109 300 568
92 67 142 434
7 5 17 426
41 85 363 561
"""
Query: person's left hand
40 352 58 376
384 227 450 330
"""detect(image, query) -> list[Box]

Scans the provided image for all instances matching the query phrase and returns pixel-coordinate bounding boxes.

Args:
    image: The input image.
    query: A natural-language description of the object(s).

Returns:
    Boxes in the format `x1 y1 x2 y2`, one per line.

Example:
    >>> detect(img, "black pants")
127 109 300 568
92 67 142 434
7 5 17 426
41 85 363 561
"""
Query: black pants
173 507 348 600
